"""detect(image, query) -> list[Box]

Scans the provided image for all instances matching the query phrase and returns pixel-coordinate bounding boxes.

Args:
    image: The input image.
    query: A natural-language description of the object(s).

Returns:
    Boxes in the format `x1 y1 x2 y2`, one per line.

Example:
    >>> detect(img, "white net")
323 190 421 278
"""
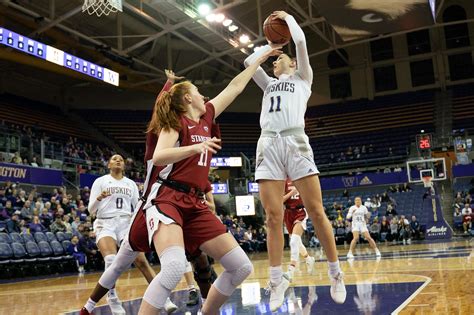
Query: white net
82 0 123 17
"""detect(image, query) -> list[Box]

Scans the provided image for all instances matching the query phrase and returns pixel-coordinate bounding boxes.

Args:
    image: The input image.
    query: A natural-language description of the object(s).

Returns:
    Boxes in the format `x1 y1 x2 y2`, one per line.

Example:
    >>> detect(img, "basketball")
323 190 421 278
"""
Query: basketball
263 14 291 44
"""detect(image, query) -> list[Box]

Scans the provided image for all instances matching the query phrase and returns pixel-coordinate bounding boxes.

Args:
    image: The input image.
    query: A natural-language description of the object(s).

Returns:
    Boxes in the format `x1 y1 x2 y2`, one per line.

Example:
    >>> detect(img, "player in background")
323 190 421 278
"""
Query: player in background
133 48 279 315
244 11 346 311
346 197 381 259
283 180 315 281
87 154 164 314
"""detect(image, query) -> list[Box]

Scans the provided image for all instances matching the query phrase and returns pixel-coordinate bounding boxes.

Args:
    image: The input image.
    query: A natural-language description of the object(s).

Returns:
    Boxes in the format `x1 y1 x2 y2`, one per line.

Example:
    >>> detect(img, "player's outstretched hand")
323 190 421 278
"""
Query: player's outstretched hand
195 137 222 154
256 47 283 65
272 10 289 20
165 69 185 83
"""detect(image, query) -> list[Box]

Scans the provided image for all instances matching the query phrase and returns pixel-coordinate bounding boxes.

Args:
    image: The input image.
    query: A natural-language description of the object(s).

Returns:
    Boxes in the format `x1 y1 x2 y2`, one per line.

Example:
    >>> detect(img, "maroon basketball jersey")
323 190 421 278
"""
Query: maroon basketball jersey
166 102 215 191
285 180 303 209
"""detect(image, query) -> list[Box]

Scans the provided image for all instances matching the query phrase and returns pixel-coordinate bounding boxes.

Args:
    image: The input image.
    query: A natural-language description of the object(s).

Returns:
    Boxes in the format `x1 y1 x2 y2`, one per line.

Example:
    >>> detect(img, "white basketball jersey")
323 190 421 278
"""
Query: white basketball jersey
260 73 311 131
348 205 369 223
89 174 139 218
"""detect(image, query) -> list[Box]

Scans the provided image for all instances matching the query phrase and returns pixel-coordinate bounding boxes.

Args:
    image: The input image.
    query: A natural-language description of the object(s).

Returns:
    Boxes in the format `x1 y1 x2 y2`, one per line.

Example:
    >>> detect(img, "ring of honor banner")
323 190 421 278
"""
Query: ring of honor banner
314 0 435 41
0 162 62 186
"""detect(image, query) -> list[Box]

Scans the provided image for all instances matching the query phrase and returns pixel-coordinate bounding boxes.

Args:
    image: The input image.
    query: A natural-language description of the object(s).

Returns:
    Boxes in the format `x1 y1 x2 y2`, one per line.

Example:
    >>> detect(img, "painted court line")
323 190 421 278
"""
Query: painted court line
391 275 432 315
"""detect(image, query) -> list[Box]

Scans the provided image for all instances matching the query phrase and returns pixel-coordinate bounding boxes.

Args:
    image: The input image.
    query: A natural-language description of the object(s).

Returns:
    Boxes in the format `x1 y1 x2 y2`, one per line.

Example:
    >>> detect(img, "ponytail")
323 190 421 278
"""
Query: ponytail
147 81 191 134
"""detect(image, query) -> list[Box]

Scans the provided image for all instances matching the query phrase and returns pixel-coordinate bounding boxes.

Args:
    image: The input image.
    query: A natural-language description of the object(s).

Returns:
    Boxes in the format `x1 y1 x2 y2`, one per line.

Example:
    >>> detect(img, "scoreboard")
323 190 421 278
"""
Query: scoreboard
0 27 119 86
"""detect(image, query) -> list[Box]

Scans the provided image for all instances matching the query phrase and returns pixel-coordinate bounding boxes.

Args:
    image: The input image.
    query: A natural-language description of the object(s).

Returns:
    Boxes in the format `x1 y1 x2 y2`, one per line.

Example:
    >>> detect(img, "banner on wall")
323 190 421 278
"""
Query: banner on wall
319 171 408 190
79 173 100 188
0 162 62 186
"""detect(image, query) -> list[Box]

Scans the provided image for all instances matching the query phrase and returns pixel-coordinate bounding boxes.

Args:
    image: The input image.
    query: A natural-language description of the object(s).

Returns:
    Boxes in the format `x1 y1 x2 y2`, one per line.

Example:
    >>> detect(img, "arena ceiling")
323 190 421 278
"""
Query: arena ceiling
0 0 450 94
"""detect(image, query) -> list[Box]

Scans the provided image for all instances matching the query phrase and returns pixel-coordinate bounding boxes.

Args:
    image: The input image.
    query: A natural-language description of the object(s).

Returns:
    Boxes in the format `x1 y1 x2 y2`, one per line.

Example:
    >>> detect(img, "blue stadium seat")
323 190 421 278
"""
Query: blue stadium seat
56 232 66 242
62 240 71 253
50 240 65 256
25 241 41 261
21 233 35 244
34 232 48 243
0 233 12 244
10 232 23 244
0 243 13 278
37 241 53 262
11 242 27 261
46 232 57 243
64 232 72 241
0 242 12 261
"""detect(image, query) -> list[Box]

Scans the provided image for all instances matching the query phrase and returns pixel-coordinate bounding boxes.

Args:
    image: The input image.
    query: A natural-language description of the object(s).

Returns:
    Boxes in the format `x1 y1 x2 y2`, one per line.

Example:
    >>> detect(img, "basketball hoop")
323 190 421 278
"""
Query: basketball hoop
82 0 122 17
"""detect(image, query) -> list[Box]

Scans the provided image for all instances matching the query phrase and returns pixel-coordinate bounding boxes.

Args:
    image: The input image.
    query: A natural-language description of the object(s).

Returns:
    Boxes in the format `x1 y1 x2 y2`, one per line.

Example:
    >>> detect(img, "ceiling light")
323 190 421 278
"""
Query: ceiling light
206 13 216 22
215 13 225 23
223 19 233 27
228 24 239 32
239 34 250 44
198 3 211 16
248 43 254 48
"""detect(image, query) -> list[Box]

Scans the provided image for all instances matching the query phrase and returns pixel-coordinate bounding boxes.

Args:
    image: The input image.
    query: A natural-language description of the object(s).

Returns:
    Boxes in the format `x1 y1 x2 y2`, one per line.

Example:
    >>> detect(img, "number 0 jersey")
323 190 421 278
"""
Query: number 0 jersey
89 174 139 218
260 73 311 132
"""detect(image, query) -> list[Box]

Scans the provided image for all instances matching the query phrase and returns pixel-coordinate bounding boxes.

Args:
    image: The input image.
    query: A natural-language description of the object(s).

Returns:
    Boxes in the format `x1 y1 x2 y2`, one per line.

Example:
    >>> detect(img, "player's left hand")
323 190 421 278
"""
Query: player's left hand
256 47 283 64
273 11 289 20
165 69 185 83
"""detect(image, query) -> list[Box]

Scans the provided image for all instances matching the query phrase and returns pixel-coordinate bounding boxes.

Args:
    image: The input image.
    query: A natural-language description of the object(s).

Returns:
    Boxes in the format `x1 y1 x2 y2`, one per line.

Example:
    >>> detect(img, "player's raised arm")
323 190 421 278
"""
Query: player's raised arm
243 45 274 90
212 47 281 118
274 11 313 85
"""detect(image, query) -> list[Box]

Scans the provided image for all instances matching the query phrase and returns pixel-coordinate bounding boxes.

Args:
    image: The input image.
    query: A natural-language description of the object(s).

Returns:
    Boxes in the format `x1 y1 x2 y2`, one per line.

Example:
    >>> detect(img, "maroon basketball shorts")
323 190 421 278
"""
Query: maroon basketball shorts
129 185 227 257
284 207 308 234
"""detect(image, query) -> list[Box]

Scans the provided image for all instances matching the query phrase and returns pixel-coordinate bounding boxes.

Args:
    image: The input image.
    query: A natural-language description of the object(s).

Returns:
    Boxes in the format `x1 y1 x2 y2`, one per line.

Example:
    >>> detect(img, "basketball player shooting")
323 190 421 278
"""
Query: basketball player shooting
244 11 346 311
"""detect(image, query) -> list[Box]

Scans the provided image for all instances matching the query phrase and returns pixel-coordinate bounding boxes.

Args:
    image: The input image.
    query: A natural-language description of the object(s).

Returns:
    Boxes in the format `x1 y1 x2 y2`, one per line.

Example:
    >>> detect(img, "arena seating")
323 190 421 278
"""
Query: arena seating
74 89 436 166
0 94 94 140
0 231 76 278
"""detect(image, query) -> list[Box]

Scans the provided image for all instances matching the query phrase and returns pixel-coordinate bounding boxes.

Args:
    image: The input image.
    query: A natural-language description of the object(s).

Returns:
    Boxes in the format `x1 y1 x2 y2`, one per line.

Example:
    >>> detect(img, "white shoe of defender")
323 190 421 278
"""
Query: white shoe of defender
330 272 347 304
305 256 316 274
164 297 178 314
346 251 354 259
375 250 381 257
266 274 290 312
106 295 126 315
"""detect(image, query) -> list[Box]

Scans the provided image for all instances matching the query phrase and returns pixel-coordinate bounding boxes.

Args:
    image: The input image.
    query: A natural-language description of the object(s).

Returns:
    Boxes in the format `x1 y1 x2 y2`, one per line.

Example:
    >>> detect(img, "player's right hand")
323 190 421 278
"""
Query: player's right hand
195 137 222 154
97 190 111 201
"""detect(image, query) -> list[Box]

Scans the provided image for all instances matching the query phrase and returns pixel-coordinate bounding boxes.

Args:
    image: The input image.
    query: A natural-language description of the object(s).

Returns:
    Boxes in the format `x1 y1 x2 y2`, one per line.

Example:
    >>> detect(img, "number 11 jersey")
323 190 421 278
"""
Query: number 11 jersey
260 72 311 132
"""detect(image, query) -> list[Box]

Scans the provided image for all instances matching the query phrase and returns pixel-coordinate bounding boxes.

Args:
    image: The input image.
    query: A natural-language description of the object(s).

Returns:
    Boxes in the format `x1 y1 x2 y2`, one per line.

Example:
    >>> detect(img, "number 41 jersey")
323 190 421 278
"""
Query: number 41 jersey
165 102 215 192
260 73 311 132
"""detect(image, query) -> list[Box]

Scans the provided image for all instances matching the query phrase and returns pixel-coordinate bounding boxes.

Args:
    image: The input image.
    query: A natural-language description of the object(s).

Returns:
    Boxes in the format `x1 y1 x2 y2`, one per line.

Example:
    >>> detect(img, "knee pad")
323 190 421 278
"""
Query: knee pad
99 253 135 289
289 234 302 262
157 246 187 290
213 247 253 296
143 246 186 309
104 254 116 270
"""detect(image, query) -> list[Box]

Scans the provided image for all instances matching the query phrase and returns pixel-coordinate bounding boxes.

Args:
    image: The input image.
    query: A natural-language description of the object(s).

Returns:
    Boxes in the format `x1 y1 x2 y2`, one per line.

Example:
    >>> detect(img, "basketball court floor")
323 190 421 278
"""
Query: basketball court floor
0 240 472 314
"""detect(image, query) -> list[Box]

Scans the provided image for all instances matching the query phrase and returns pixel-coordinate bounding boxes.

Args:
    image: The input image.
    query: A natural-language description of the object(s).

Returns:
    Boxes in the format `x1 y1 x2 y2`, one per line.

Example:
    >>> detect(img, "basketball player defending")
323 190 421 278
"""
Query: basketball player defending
80 71 215 315
132 49 280 315
88 154 169 314
346 197 381 259
244 11 346 311
284 180 316 281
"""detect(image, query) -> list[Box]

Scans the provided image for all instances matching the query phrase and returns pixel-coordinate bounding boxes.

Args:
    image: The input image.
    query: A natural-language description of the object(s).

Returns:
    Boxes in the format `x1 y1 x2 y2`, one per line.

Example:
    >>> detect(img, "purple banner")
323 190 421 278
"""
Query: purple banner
319 171 408 191
0 162 62 186
453 164 474 178
423 195 452 240
79 173 100 189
